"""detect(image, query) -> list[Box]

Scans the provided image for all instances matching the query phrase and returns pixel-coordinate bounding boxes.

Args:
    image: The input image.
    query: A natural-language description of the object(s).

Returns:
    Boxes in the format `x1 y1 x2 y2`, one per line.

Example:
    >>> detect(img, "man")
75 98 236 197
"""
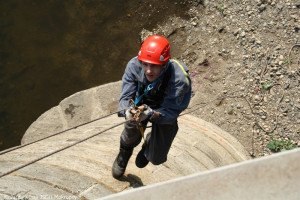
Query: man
112 35 191 179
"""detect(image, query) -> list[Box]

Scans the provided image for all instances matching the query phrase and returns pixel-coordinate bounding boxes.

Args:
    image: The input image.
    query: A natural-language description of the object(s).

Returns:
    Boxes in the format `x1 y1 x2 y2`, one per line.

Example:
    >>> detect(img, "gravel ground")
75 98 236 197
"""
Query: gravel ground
141 0 299 158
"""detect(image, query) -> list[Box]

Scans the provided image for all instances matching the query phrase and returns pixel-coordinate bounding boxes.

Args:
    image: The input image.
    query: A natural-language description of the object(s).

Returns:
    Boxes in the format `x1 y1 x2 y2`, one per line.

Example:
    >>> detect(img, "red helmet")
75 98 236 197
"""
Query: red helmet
138 35 171 65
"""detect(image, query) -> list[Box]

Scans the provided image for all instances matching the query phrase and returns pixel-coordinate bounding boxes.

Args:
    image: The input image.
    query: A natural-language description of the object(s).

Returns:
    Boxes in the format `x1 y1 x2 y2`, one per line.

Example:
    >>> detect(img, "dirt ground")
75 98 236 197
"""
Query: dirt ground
140 0 300 158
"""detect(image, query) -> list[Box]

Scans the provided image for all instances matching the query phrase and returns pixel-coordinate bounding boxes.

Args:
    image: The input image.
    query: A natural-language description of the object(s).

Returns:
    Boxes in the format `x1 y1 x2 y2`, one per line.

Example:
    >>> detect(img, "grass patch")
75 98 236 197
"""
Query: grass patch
267 134 296 152
262 81 272 92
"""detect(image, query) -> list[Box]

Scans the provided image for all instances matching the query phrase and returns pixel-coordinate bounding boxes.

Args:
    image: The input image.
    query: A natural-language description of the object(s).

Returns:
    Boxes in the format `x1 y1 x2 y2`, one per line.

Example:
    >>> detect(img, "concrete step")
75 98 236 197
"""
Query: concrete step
0 114 250 199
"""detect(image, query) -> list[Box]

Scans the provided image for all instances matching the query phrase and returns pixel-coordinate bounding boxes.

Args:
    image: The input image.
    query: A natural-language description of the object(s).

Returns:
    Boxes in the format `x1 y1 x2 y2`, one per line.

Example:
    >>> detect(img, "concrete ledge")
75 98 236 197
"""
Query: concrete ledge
100 148 300 200
22 81 122 144
1 81 251 199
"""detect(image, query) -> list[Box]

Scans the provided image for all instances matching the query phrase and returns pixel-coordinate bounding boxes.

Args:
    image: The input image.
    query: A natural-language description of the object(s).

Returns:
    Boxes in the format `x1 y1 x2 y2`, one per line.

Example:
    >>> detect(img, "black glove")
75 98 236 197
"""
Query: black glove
139 104 154 121
125 107 135 120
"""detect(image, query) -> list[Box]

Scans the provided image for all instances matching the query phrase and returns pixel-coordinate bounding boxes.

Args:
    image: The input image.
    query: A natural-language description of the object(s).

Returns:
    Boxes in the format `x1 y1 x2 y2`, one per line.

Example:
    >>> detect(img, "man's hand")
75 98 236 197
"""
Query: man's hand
139 104 154 121
125 107 142 122
125 105 156 122
125 107 135 121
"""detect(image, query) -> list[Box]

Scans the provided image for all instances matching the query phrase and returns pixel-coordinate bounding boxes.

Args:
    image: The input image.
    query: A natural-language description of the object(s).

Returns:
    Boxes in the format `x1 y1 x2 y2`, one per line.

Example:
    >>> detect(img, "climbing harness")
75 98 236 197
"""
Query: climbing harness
134 61 170 106
134 79 158 105
134 62 172 110
129 99 147 146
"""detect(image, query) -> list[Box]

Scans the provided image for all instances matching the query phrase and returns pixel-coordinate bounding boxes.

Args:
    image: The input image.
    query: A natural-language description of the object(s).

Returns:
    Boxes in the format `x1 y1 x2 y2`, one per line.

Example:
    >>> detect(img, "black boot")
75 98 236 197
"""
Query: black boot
135 146 149 168
112 145 133 179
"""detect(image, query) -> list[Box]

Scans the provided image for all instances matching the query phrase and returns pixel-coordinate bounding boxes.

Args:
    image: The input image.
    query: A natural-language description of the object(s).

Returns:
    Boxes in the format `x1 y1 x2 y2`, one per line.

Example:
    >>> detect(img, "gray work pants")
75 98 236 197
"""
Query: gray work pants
120 120 178 165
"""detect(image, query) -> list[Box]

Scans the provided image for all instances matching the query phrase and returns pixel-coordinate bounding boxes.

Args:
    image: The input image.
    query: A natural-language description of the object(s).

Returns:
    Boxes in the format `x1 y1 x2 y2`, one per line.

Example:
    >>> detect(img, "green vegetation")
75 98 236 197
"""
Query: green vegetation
267 134 296 152
262 81 272 91
218 4 224 11
283 59 289 65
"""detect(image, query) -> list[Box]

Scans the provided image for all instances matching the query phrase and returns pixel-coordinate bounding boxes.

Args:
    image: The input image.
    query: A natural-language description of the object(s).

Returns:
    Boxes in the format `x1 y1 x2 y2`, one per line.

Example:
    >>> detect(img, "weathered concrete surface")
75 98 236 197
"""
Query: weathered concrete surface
0 81 250 199
100 148 300 200
22 81 122 144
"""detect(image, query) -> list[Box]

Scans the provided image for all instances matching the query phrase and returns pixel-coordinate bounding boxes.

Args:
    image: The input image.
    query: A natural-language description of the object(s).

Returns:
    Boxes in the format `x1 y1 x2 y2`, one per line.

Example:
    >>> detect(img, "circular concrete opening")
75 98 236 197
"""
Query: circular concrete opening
0 81 250 199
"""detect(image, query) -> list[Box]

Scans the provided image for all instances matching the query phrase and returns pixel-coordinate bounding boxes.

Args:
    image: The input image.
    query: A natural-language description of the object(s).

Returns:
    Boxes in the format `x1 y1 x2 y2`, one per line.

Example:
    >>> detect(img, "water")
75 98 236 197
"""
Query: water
0 0 191 150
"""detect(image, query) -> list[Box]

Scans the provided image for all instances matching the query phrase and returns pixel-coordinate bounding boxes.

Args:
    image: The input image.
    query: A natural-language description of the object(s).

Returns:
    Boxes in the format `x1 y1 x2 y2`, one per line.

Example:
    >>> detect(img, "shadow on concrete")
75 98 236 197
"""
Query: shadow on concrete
120 174 144 188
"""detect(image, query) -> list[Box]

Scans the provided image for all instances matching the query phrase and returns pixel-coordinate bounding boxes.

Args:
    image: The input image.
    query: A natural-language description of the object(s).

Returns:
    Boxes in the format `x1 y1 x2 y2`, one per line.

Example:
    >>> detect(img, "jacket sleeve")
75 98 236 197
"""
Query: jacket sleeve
154 60 192 124
118 57 140 116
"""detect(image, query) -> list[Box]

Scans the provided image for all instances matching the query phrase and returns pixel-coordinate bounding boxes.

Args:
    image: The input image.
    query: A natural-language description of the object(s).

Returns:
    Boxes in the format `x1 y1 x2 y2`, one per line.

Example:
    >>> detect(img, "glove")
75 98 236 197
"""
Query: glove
139 104 154 121
125 107 135 120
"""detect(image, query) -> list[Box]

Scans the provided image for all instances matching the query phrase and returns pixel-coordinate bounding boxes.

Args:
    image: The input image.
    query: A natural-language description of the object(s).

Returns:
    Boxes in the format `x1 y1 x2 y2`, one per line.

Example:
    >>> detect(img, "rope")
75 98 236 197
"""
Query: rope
0 62 216 177
0 119 129 178
191 62 215 95
0 109 125 156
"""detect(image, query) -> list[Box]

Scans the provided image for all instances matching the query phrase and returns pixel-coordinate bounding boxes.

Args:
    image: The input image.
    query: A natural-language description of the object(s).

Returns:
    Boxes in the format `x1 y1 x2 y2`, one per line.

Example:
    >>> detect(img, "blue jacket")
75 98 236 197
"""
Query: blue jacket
118 56 191 124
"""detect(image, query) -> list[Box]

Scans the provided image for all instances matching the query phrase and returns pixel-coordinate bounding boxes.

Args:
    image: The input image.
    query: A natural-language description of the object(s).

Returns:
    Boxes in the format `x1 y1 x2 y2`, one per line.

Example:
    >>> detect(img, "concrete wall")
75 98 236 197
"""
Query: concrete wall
100 148 300 200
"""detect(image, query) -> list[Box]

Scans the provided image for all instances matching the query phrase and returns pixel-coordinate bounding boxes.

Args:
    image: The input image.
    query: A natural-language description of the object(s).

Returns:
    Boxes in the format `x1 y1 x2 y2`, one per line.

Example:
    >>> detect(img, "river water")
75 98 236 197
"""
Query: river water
0 0 191 150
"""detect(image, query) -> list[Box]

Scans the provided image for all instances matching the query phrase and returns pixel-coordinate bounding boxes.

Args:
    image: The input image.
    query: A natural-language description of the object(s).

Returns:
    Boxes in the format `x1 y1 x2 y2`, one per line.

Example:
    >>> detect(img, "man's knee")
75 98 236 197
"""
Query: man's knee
149 157 167 165
120 135 142 148
121 122 143 148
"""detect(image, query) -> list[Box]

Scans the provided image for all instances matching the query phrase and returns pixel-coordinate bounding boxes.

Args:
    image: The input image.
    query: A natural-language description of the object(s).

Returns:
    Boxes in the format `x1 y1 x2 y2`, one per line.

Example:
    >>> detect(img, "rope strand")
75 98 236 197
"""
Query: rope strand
0 61 216 177
191 62 215 95
0 119 129 178
0 109 125 156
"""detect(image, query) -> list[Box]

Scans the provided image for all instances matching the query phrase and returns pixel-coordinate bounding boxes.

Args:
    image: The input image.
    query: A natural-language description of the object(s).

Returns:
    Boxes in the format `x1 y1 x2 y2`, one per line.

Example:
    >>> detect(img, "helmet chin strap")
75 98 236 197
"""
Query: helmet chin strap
159 60 170 77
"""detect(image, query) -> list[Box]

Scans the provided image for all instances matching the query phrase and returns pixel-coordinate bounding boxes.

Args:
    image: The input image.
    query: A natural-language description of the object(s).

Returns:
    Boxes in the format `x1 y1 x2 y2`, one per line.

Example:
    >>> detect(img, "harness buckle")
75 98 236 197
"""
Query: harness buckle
147 84 153 91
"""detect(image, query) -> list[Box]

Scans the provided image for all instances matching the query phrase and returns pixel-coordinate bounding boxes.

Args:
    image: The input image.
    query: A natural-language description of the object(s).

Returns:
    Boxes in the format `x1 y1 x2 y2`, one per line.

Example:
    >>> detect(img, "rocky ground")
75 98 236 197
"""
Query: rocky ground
141 0 299 158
